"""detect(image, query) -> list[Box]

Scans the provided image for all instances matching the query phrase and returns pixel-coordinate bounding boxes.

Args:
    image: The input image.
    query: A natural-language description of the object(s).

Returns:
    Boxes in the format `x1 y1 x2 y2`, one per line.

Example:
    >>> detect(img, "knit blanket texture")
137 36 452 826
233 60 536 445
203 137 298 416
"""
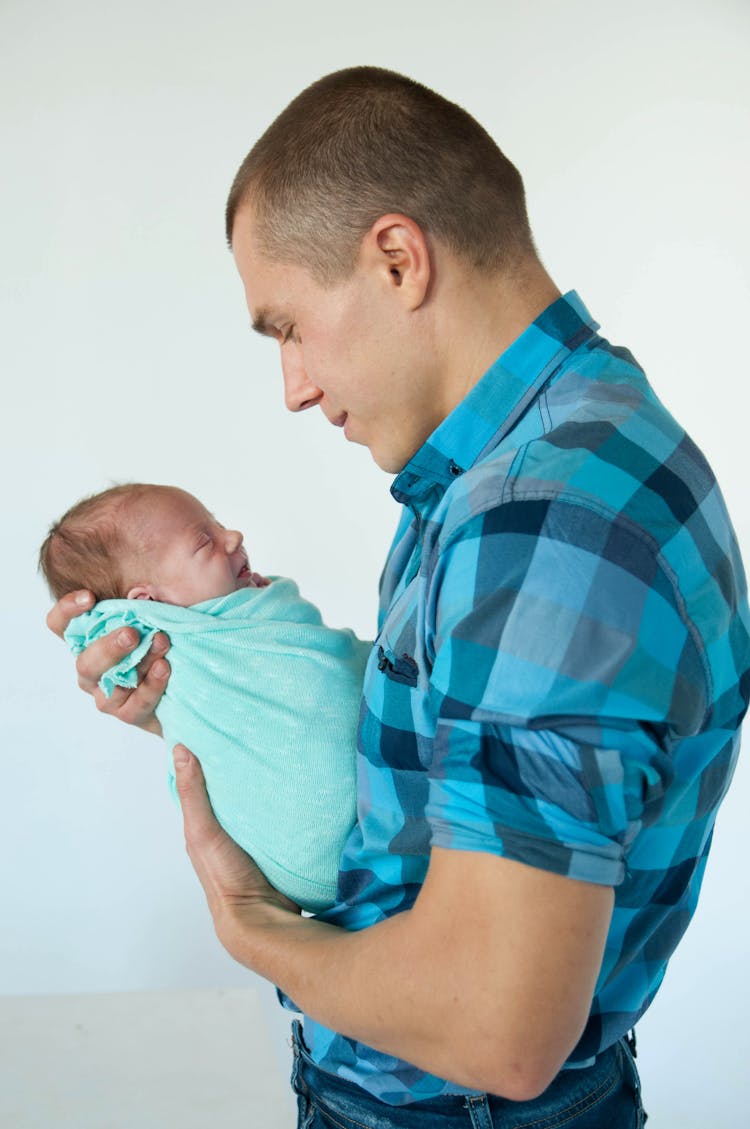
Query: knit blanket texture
65 578 369 911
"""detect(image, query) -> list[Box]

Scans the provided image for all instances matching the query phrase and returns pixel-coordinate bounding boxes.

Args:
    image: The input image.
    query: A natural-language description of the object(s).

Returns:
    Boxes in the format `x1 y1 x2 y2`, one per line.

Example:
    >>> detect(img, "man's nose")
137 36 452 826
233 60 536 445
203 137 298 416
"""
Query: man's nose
281 348 323 413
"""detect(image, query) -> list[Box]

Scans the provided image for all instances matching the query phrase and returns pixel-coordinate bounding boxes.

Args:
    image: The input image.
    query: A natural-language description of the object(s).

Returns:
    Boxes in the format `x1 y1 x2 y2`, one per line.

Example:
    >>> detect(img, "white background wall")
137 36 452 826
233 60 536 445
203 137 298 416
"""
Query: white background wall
2 0 749 1124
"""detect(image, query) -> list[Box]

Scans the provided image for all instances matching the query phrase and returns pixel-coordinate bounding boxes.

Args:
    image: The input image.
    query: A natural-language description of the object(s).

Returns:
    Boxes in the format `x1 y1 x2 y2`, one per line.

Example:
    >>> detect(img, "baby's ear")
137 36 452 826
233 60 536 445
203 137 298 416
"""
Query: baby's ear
126 584 154 601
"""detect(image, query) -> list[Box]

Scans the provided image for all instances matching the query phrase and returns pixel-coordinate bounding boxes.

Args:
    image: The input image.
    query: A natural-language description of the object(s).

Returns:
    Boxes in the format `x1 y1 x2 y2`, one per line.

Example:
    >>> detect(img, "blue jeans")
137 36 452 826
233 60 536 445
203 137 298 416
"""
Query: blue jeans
290 1021 646 1128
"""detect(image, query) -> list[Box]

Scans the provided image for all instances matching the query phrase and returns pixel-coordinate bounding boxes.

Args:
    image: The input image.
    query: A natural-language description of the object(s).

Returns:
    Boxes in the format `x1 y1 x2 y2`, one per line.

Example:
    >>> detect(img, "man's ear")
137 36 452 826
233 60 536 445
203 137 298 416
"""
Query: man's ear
126 584 155 601
362 214 432 310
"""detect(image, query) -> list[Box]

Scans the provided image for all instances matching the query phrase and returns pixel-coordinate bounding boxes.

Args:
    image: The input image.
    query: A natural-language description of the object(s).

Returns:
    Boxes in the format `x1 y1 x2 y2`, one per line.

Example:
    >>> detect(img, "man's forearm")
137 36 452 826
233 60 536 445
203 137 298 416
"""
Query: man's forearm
221 901 466 1078
174 748 612 1101
217 847 613 1101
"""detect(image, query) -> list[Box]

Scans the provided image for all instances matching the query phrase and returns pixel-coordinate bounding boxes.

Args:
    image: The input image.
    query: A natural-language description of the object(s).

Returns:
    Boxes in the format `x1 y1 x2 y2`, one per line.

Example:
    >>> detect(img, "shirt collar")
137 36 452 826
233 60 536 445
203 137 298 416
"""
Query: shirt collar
392 291 599 506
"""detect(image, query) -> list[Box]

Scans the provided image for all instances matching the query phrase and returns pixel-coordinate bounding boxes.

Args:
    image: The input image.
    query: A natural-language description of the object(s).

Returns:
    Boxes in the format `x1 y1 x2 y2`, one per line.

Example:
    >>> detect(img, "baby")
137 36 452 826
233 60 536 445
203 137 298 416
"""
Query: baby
40 483 370 912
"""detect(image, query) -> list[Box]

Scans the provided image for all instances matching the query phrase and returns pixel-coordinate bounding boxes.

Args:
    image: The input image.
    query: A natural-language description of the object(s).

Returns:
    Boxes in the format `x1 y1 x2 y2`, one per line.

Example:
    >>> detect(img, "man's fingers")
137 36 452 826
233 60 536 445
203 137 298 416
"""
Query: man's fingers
135 632 170 677
172 745 220 846
48 591 170 736
172 745 302 930
76 630 171 694
118 656 169 734
75 628 142 692
46 591 95 638
99 656 170 735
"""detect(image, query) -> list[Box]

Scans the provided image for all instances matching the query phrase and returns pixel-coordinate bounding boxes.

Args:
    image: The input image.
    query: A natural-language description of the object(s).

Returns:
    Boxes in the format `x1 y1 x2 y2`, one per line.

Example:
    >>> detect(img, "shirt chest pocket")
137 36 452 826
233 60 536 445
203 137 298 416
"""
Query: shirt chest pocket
376 644 419 687
367 633 436 775
369 570 437 768
374 567 428 691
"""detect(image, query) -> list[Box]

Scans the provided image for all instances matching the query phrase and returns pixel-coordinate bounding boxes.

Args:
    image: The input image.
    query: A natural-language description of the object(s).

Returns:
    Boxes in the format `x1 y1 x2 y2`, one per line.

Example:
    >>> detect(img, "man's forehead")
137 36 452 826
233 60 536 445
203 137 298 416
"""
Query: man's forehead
230 200 258 248
232 227 291 333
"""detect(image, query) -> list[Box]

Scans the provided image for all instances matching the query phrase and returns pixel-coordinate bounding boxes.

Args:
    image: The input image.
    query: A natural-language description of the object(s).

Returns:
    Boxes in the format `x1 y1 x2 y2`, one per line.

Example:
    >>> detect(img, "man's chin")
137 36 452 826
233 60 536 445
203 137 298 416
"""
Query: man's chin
368 443 414 476
348 423 415 474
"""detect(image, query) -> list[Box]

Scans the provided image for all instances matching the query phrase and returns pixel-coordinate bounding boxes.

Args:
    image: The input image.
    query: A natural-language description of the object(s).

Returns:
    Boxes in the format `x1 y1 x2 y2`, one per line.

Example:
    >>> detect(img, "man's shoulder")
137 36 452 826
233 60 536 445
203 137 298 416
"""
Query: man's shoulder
439 358 716 561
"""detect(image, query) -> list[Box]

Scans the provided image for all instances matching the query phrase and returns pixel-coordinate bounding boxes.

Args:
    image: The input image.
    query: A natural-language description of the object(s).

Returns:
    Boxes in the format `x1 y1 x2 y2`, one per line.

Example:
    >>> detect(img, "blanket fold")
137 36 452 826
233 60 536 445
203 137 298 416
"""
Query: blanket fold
66 577 370 912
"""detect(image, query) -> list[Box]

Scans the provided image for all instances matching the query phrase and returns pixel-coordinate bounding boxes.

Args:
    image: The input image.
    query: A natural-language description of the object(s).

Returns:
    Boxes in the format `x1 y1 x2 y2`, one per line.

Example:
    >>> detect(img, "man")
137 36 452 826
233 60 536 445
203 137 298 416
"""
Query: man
48 68 750 1126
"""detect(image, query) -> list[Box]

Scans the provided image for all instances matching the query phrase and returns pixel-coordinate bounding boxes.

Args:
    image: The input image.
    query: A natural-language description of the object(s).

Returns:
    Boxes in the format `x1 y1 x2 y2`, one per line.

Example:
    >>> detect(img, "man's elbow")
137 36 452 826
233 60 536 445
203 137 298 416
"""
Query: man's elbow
453 1019 584 1102
463 1050 566 1103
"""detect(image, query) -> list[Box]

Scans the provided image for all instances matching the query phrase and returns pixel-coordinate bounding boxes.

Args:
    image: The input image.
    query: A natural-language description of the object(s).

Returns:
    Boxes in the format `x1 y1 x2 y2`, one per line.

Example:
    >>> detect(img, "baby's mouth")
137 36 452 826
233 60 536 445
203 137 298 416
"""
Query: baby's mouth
237 560 270 588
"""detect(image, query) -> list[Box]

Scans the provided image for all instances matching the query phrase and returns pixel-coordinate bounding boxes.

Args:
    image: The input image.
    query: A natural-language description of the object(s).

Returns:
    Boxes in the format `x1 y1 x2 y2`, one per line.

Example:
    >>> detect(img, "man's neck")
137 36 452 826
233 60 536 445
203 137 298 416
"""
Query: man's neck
431 255 561 413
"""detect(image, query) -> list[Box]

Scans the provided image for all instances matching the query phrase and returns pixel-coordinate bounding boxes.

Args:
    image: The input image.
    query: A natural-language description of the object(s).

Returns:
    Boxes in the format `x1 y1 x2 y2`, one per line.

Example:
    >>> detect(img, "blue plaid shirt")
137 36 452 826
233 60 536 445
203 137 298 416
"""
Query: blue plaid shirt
298 291 750 1105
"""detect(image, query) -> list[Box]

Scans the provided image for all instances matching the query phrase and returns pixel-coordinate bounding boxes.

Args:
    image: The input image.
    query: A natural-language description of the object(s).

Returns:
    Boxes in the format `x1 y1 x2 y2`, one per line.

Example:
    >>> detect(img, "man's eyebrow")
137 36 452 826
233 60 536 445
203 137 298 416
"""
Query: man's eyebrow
251 309 281 337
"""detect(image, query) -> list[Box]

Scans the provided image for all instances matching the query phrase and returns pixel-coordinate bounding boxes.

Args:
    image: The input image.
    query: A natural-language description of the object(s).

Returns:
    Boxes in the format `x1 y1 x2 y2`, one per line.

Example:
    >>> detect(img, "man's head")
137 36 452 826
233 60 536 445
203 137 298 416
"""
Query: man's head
226 67 551 474
40 484 269 606
225 66 534 284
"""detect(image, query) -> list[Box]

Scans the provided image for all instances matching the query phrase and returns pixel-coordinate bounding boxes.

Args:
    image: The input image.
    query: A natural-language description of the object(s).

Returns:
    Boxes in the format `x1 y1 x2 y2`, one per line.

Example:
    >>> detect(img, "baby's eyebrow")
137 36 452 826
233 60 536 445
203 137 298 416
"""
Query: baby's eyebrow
190 516 224 544
189 522 213 544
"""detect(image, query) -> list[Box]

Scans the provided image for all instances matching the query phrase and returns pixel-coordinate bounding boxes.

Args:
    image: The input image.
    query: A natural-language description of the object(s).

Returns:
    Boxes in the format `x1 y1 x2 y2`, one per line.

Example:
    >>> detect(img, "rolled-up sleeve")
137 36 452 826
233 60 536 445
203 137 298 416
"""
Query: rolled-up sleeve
425 496 708 885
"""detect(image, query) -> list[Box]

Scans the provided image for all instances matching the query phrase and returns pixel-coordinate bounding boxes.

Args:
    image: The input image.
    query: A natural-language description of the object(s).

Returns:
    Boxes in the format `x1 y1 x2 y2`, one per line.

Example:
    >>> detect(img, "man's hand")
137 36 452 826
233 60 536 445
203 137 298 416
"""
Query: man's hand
46 590 170 736
172 744 300 957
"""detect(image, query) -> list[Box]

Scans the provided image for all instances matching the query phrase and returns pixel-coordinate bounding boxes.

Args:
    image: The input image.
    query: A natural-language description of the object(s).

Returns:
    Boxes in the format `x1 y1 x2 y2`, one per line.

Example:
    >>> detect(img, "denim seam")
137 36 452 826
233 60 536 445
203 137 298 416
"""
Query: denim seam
616 1039 645 1126
308 1095 373 1129
618 1036 642 1092
512 1063 620 1129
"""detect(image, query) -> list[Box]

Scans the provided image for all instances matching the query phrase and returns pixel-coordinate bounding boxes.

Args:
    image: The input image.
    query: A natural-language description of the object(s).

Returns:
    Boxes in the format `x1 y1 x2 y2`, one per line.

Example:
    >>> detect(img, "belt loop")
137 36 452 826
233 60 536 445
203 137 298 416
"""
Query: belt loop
463 1094 494 1129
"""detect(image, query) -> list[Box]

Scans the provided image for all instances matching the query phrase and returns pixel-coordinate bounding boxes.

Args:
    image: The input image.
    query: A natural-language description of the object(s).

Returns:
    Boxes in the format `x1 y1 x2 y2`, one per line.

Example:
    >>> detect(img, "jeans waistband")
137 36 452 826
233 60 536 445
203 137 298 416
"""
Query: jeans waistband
290 1019 643 1126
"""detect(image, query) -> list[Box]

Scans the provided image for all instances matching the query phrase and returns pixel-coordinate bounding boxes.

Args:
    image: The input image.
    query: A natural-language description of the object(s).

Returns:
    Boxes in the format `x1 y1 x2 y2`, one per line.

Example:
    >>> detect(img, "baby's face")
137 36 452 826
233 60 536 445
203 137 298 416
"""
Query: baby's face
126 488 270 606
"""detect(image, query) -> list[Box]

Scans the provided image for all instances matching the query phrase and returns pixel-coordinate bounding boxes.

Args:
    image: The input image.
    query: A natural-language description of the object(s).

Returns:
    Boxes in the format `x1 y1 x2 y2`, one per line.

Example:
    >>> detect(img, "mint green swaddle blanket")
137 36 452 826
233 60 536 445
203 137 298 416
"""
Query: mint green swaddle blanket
65 578 370 912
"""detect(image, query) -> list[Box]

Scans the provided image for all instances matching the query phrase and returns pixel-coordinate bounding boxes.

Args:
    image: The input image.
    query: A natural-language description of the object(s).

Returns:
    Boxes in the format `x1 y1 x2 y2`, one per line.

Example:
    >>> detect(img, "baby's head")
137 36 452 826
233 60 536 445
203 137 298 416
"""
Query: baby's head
40 483 269 606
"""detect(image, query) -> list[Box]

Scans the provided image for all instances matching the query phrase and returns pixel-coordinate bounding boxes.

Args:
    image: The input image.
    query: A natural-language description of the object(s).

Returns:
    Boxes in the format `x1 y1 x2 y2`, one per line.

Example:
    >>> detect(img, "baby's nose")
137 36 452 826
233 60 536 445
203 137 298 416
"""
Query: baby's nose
225 528 243 552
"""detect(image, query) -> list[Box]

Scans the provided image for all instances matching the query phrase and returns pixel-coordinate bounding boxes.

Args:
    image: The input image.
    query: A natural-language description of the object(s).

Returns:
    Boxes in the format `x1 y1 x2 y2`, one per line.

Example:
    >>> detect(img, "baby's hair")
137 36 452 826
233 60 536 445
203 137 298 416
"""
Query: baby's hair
39 483 160 601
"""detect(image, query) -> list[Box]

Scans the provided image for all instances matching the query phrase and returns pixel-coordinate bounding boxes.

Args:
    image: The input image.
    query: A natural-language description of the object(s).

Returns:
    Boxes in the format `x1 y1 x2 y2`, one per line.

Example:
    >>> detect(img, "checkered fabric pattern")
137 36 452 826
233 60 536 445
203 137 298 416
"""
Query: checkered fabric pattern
297 292 750 1105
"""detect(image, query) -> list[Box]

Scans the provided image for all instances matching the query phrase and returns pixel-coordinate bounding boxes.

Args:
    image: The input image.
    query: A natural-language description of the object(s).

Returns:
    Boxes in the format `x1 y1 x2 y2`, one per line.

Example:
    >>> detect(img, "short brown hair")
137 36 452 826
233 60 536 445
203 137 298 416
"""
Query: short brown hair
39 483 157 601
226 66 535 283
